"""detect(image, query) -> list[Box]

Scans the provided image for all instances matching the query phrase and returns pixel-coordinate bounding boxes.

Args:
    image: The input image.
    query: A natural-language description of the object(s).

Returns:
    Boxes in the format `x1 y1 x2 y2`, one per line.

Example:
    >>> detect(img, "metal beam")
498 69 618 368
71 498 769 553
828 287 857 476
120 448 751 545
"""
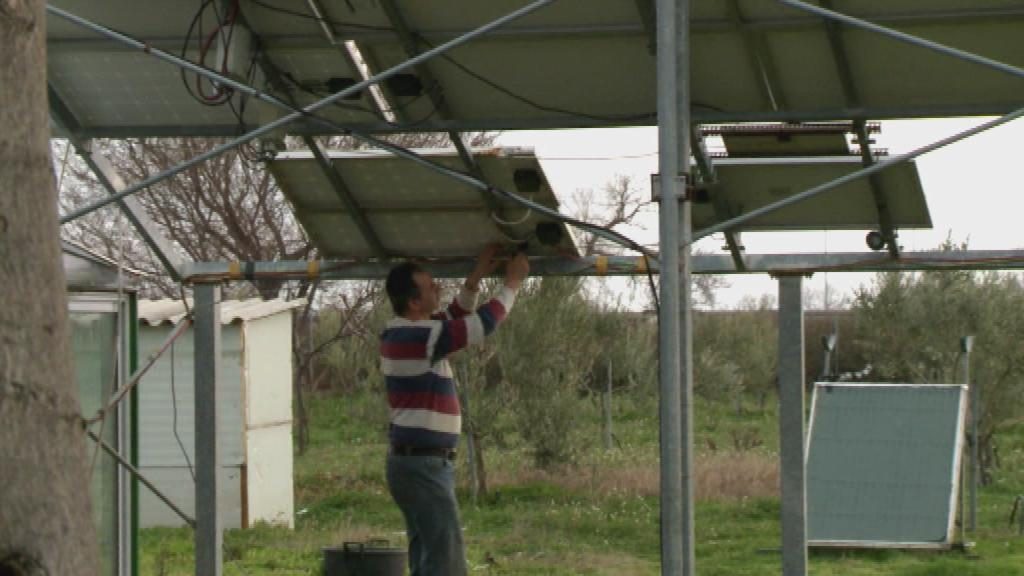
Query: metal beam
853 120 900 257
690 126 746 271
243 32 391 259
692 104 1024 245
45 5 1024 52
85 429 196 528
49 85 187 281
305 138 390 258
299 0 398 121
194 284 222 576
633 0 657 55
376 0 517 238
57 100 1024 138
778 275 808 576
726 0 787 112
180 250 1024 281
50 0 560 224
817 0 899 258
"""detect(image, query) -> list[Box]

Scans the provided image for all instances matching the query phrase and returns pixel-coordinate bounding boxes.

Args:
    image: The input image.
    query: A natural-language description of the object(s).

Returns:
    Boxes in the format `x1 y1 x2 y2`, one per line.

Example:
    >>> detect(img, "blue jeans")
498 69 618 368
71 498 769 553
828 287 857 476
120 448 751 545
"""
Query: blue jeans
386 454 468 576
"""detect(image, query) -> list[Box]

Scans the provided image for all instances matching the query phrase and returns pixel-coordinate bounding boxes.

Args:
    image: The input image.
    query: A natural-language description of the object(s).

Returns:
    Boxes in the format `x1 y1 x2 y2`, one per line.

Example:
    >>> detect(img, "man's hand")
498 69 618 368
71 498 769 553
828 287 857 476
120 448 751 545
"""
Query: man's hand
503 252 530 290
466 243 503 291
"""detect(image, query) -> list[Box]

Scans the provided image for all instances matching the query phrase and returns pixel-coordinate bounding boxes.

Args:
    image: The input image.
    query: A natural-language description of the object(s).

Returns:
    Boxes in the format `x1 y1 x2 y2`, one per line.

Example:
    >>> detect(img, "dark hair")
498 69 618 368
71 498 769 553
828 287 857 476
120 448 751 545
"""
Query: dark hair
385 261 425 316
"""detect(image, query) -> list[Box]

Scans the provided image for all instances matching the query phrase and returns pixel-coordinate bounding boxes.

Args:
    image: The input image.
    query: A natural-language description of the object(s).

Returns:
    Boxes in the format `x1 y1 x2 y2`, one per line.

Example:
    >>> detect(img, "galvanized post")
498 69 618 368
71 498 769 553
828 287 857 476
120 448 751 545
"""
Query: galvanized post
961 335 977 532
778 275 807 576
656 0 691 573
194 284 222 576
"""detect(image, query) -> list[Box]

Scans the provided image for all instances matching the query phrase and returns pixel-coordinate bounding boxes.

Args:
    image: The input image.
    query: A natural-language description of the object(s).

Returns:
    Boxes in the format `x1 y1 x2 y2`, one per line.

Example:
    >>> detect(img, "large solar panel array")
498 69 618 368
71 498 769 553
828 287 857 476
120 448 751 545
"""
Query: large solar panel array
806 383 967 548
47 0 1024 137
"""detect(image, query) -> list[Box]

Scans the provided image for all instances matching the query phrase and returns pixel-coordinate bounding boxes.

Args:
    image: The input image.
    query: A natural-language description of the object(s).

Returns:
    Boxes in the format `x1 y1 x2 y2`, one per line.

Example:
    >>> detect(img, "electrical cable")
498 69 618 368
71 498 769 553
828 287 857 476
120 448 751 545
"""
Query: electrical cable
170 339 197 482
246 0 394 31
243 0 723 122
79 5 663 302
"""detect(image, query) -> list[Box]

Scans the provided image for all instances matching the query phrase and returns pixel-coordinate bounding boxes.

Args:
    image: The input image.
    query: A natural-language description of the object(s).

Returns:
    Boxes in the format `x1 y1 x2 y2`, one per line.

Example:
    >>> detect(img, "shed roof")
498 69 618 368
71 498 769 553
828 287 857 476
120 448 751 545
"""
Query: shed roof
138 298 307 326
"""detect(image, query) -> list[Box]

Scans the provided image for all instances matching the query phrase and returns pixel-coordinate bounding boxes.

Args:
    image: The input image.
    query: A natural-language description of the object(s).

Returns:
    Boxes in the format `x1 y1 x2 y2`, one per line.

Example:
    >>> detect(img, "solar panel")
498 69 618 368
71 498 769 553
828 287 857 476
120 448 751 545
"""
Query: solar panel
268 146 580 259
46 1 1024 137
806 383 967 548
692 156 931 231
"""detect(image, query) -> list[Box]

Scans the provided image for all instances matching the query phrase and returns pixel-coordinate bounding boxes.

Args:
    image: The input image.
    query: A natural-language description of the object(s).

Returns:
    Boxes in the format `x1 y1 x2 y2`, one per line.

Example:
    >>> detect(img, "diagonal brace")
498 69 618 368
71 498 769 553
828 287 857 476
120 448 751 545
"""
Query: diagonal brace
50 85 187 280
776 0 1024 82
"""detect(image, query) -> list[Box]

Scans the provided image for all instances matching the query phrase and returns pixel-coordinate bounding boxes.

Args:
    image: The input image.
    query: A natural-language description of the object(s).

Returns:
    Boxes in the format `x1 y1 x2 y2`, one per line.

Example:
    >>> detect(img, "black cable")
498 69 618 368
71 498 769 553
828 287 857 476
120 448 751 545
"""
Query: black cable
246 0 393 31
171 4 662 303
644 254 660 314
417 33 725 121
242 0 723 122
170 339 197 482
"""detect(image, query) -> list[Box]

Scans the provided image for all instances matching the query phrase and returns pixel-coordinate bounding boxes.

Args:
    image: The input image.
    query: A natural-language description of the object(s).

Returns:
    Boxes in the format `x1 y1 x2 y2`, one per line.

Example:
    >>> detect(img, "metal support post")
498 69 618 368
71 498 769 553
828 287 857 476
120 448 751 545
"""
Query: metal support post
961 335 977 532
778 275 808 576
194 284 222 576
656 0 693 573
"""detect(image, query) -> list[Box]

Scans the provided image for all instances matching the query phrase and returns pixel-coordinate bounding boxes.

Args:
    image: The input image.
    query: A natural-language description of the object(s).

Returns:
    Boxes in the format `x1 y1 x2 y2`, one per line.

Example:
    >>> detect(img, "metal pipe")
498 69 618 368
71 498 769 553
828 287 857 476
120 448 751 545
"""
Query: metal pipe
656 0 686 572
86 429 196 528
178 249 1024 281
778 276 808 576
194 284 222 576
676 0 697 572
692 106 1024 244
50 0 558 224
776 0 1024 82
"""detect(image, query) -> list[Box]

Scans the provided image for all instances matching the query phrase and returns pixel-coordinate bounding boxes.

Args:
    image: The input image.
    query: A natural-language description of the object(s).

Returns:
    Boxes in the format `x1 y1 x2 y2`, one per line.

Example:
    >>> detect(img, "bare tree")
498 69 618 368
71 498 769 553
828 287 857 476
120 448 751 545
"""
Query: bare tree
1 1 99 574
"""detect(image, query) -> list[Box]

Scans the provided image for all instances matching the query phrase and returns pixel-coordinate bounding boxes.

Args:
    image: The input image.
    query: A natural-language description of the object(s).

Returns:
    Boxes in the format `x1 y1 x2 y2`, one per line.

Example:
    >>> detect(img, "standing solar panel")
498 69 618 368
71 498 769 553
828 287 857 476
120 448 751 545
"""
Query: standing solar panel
806 383 967 548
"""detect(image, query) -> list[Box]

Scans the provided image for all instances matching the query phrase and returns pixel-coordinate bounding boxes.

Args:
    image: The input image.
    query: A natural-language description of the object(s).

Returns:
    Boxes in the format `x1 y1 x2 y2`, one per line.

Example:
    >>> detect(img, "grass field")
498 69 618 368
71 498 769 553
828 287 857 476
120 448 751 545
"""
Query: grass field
140 391 1024 575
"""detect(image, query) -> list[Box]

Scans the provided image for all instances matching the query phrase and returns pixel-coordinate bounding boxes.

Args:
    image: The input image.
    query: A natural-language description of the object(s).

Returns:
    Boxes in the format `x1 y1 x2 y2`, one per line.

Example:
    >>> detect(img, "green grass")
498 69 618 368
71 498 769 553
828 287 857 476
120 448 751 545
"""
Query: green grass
140 391 1024 575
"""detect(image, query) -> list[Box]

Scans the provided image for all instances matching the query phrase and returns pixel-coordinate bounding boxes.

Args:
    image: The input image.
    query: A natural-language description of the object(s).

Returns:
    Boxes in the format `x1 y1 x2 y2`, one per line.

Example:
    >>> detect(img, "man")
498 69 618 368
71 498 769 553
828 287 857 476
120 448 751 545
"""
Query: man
381 245 529 576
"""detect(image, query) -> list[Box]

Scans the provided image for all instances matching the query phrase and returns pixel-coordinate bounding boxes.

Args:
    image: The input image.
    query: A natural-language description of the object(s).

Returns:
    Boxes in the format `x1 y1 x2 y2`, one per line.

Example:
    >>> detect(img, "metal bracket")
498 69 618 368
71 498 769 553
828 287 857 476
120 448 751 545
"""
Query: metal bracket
650 173 691 202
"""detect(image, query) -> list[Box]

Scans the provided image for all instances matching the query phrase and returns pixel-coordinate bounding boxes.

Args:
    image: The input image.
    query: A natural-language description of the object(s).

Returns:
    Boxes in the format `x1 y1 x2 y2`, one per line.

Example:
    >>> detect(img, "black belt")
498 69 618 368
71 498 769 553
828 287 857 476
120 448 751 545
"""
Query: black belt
390 445 457 460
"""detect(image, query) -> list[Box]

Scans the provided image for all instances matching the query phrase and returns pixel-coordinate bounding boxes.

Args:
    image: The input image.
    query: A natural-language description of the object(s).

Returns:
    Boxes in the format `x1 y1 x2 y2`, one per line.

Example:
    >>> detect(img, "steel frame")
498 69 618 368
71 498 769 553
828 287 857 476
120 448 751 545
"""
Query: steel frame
45 1 1024 575
818 0 899 258
374 0 520 240
49 85 186 281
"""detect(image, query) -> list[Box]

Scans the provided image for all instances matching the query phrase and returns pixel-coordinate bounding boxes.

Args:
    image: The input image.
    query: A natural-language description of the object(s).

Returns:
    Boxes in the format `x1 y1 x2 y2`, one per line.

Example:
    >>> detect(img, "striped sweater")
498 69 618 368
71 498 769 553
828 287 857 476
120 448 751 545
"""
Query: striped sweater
380 285 517 449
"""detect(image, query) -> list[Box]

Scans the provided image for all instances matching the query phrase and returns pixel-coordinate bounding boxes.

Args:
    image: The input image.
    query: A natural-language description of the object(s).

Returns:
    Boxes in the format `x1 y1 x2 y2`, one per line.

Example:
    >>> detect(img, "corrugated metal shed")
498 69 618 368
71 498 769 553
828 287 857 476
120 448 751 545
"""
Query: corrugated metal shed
137 298 302 530
138 297 307 326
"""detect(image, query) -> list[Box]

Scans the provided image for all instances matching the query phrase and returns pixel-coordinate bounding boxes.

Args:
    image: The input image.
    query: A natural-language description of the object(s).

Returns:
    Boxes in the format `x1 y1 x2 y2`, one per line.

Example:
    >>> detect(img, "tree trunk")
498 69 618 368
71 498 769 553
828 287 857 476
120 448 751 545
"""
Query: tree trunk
0 1 100 574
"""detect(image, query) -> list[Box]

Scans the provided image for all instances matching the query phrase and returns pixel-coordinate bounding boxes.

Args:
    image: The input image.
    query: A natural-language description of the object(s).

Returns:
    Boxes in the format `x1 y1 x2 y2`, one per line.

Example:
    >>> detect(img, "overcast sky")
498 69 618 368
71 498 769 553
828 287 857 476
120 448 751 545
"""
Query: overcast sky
498 117 1024 309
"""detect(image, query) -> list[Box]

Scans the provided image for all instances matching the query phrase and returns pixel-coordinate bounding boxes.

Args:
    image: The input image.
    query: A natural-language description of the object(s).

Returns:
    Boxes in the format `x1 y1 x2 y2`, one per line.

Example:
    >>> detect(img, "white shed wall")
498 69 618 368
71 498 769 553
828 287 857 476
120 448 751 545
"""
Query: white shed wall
137 324 245 528
242 312 295 528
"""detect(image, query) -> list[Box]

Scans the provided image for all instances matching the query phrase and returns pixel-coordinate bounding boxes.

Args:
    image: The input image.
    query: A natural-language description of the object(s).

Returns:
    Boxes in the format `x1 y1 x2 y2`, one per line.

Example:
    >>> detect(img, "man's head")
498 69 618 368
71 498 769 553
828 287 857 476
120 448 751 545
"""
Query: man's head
385 261 440 318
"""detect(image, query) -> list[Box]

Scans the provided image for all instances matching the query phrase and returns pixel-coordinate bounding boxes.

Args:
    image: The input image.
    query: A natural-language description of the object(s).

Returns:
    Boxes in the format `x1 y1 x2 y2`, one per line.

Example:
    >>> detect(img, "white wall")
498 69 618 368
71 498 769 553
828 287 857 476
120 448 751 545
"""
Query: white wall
243 312 295 528
137 324 244 528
